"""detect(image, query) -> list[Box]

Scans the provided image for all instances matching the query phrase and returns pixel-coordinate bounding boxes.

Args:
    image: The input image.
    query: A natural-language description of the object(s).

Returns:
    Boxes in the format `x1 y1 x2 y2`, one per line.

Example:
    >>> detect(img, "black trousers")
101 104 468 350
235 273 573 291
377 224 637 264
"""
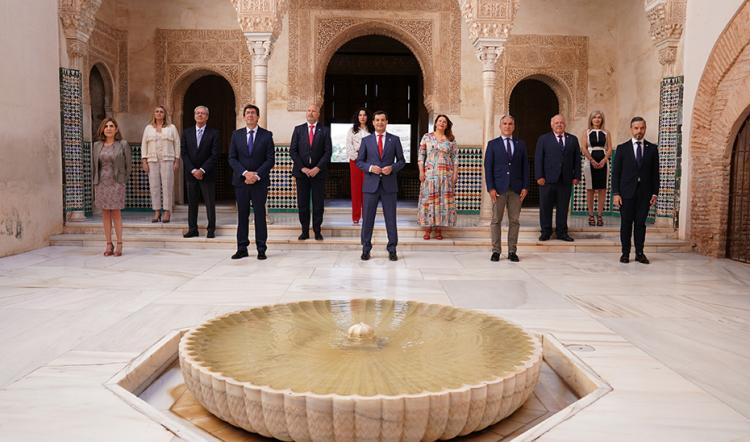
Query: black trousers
361 184 398 253
185 177 216 233
295 175 325 233
539 181 572 236
620 188 651 255
235 184 268 252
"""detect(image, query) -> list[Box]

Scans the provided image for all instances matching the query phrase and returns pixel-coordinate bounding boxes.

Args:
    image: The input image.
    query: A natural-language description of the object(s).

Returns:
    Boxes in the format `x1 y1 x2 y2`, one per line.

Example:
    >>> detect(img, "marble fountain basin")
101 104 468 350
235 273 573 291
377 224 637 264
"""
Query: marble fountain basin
178 299 543 442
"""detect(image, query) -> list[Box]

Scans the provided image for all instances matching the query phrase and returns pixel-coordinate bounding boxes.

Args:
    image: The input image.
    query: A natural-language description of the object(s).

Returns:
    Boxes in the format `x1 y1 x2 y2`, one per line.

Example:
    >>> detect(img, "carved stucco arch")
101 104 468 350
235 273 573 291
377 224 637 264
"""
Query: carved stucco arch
688 1 750 256
89 61 115 117
506 72 573 120
314 21 436 113
169 67 242 130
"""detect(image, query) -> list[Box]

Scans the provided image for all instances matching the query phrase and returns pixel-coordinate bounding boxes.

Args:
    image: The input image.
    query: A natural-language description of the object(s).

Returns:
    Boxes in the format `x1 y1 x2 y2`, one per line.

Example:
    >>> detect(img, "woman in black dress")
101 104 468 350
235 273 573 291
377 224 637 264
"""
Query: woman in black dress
581 110 612 226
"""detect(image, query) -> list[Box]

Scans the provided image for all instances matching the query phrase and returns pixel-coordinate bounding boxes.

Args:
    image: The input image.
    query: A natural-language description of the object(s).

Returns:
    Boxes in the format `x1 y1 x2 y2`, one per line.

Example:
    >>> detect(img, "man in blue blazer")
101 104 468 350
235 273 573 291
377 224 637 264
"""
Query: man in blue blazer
289 104 332 241
613 117 660 264
535 114 581 241
228 104 276 260
485 115 529 262
356 110 406 261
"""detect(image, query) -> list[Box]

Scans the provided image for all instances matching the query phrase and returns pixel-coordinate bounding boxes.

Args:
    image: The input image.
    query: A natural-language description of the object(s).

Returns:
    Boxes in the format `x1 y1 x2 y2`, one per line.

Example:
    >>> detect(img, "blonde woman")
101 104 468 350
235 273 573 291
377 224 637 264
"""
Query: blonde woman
141 105 180 223
92 118 131 256
581 110 612 226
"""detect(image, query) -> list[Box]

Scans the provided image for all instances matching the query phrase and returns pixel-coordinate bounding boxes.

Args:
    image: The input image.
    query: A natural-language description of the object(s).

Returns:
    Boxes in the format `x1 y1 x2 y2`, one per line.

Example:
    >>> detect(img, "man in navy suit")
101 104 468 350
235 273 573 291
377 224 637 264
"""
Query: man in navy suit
181 105 220 239
613 117 660 264
289 104 332 241
485 115 529 262
228 104 275 260
356 110 406 261
535 114 581 242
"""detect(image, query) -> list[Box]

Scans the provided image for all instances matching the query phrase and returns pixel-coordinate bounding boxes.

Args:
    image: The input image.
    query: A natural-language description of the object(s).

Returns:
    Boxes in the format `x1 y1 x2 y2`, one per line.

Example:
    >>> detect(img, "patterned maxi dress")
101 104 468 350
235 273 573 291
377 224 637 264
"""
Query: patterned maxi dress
417 133 458 227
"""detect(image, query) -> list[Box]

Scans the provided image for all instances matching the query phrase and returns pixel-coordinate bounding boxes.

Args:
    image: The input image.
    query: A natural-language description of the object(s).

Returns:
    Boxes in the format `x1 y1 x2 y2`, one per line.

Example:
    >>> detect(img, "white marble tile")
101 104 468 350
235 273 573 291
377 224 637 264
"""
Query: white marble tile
444 279 573 310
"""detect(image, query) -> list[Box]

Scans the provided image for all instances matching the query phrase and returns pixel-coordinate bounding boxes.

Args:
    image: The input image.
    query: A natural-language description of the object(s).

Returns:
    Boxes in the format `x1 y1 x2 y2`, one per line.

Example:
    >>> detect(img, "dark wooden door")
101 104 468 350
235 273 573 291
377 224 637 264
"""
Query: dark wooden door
509 79 559 207
728 115 750 262
182 75 236 202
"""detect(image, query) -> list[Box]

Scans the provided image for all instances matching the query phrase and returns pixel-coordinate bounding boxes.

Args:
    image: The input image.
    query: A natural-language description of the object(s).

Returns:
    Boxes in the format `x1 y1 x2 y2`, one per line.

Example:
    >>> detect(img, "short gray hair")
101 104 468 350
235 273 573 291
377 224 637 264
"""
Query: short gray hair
194 105 209 116
500 114 515 123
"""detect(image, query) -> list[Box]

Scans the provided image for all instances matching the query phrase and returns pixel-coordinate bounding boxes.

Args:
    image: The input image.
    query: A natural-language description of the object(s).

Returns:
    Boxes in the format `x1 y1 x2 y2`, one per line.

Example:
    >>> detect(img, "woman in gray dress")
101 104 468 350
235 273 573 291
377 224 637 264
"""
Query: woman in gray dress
93 118 131 256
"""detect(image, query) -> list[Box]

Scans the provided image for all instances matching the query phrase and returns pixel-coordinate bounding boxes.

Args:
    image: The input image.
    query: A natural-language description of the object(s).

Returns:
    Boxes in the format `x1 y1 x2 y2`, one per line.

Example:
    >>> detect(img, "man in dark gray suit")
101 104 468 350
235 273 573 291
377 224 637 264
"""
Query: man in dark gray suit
535 114 581 242
356 110 406 261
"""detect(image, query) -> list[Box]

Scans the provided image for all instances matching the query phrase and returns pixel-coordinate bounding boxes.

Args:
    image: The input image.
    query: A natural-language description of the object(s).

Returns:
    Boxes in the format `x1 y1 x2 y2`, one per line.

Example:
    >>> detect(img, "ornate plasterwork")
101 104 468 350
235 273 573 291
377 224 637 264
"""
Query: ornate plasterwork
231 0 288 40
288 0 461 113
645 0 686 73
88 19 128 112
461 0 519 44
498 34 589 118
154 29 253 116
59 0 103 66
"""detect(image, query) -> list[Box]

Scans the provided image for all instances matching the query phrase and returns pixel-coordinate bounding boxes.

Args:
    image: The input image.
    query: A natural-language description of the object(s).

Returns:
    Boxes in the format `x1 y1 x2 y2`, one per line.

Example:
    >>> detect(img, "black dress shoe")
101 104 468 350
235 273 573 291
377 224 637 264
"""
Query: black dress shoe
183 231 199 238
635 254 650 264
314 232 324 241
389 252 398 261
257 251 267 260
558 234 575 242
539 233 551 241
206 231 215 239
231 249 249 260
361 251 370 261
619 254 630 263
508 252 520 262
490 252 500 262
298 232 309 240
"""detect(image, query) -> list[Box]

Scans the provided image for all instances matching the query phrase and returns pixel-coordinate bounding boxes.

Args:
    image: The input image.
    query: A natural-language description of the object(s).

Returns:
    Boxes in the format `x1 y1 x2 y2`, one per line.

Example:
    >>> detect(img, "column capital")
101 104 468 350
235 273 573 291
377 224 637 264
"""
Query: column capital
475 40 506 72
58 0 102 68
244 32 274 65
461 0 519 45
231 0 287 42
645 0 686 76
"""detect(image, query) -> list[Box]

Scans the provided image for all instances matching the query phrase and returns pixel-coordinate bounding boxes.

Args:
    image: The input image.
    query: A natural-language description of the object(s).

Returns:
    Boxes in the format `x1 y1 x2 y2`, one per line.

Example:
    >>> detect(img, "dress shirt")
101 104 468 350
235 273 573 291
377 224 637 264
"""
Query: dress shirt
554 132 565 147
502 136 515 157
243 126 259 179
369 131 386 173
193 125 207 174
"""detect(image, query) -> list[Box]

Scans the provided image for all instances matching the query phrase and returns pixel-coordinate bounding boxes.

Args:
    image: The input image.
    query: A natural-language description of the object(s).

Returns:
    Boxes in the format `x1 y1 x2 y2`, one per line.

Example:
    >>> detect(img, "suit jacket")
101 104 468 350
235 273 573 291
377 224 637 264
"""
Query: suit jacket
181 126 221 181
92 140 131 185
535 132 581 184
289 122 332 178
612 139 660 199
356 132 406 194
228 126 276 188
484 136 529 194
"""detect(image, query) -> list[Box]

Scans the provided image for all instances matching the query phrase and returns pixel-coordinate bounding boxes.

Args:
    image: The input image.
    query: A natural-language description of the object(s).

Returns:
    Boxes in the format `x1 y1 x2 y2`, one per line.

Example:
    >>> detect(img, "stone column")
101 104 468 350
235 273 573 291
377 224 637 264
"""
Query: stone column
245 33 273 128
476 43 504 221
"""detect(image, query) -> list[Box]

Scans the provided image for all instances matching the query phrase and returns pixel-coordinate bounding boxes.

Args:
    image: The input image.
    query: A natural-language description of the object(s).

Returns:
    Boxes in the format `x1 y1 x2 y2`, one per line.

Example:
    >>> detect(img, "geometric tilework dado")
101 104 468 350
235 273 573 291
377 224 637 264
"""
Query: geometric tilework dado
60 68 85 216
499 34 588 118
154 29 252 113
656 76 682 222
288 0 461 114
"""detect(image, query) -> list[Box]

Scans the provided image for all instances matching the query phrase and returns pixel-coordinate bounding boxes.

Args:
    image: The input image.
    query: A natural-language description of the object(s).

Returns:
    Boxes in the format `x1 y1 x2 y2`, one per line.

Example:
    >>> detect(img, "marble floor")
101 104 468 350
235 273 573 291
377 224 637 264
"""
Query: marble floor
0 246 749 440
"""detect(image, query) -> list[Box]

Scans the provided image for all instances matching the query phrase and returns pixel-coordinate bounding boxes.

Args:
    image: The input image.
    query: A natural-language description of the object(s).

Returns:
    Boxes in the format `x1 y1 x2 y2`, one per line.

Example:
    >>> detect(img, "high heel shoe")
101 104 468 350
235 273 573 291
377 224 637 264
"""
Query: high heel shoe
114 241 123 257
423 229 431 240
588 215 595 226
103 242 114 256
151 211 161 223
162 211 171 223
597 215 603 226
435 229 443 240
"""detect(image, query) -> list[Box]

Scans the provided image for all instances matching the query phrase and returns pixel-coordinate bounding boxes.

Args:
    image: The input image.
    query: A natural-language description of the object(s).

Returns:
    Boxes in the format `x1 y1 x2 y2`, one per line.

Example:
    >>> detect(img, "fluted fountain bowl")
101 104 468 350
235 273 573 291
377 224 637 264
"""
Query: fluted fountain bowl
178 299 542 441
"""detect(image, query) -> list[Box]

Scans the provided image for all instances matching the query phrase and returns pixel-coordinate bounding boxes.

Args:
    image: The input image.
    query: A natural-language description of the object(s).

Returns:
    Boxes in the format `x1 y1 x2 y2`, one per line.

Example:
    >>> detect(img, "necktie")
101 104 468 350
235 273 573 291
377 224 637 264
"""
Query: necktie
308 125 315 147
504 138 512 158
557 135 564 151
636 141 643 166
196 128 203 148
377 134 384 159
247 129 254 156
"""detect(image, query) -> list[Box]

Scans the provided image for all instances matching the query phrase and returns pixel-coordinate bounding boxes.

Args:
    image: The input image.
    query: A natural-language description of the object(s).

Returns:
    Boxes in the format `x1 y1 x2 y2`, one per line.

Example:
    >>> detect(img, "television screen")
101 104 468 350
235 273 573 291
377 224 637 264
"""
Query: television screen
330 123 412 163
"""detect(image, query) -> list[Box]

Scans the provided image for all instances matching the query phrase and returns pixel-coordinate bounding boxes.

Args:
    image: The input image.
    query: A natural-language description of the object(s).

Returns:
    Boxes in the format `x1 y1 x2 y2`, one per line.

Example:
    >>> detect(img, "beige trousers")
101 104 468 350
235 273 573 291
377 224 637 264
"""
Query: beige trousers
490 190 522 254
148 160 174 211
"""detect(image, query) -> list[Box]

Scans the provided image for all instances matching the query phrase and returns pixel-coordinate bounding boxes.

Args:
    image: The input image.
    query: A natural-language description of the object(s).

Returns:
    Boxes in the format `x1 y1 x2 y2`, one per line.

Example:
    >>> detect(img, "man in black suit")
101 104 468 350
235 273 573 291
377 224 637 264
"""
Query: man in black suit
484 115 529 262
613 117 660 264
535 114 581 242
181 105 221 239
228 104 275 260
289 104 332 241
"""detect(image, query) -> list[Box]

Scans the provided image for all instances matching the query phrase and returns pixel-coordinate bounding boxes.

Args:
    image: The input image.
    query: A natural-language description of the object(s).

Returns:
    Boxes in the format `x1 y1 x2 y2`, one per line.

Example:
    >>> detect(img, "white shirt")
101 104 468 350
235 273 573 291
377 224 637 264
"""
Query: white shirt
501 136 514 157
243 126 259 179
632 138 644 158
369 131 387 173
554 132 565 147
190 125 206 174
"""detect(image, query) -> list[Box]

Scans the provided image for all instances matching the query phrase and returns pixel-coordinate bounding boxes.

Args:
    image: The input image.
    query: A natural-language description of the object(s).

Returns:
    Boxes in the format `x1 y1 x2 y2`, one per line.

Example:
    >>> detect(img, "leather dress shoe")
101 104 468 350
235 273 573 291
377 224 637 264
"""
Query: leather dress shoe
231 249 249 260
257 251 267 260
558 234 575 242
314 232 324 241
388 252 398 261
538 233 551 241
206 231 215 239
361 251 370 261
635 254 650 264
508 252 520 262
298 232 309 240
490 252 500 262
183 230 199 238
619 254 630 263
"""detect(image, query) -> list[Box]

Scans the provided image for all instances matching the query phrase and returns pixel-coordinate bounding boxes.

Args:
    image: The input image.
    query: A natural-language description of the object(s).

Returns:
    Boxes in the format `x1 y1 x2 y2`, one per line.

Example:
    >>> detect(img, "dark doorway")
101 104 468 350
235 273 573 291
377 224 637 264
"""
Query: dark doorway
727 113 750 263
182 75 236 202
509 79 560 207
323 35 427 201
89 66 107 140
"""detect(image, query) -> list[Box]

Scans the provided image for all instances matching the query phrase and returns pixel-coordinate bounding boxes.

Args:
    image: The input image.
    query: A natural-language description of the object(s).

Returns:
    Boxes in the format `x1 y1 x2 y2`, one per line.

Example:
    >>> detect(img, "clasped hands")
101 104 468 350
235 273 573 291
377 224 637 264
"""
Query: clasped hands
589 158 605 169
370 165 393 175
243 171 260 184
301 167 321 178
